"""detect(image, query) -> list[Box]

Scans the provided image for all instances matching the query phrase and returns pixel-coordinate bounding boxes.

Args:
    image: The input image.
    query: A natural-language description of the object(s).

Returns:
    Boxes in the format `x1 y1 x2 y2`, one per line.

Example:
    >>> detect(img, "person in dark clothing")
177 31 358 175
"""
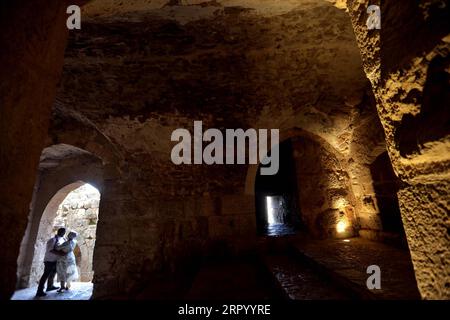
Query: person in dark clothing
35 227 66 297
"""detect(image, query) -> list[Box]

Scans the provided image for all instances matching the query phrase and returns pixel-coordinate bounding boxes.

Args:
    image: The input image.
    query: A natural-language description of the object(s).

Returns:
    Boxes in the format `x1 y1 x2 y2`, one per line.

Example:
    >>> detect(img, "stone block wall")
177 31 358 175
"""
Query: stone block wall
0 0 70 299
93 174 257 298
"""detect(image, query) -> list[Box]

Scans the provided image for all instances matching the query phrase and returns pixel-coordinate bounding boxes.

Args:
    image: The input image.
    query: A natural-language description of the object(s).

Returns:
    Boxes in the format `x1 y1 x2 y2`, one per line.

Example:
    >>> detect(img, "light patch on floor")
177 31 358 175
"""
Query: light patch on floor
11 282 93 300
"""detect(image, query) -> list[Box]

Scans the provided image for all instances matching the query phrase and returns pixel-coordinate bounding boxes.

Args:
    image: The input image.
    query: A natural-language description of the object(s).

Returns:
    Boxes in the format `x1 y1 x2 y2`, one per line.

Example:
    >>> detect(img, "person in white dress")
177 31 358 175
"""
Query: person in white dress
55 231 79 292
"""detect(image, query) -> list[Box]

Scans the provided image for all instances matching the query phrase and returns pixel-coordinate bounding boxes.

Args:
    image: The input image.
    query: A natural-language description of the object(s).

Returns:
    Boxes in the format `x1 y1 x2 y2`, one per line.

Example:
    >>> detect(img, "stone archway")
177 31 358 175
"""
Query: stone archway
18 181 100 288
16 182 82 289
254 138 302 236
247 128 357 239
15 144 105 294
50 183 100 283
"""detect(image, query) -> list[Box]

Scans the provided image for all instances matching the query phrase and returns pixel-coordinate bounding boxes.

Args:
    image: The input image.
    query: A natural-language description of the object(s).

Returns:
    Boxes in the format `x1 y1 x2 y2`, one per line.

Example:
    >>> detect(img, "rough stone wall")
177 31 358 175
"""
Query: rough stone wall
291 135 357 238
345 0 450 299
346 88 388 240
62 0 368 143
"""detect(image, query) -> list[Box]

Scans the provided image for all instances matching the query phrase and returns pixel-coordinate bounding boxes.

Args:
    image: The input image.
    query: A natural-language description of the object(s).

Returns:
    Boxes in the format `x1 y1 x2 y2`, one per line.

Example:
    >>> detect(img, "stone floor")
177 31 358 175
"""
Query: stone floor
186 252 356 300
265 223 298 237
262 254 351 300
292 237 421 299
10 238 420 300
11 282 93 300
185 258 279 300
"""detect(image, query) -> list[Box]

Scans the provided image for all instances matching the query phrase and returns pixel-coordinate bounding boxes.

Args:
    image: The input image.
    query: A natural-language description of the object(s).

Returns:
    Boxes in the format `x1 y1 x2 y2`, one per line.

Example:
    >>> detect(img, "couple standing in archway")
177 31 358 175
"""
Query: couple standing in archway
35 227 79 297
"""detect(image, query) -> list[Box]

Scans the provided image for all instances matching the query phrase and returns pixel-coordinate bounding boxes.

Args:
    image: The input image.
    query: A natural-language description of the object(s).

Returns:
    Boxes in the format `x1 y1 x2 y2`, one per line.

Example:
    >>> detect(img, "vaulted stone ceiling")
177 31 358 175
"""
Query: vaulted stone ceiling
81 0 348 18
39 144 98 170
56 0 370 155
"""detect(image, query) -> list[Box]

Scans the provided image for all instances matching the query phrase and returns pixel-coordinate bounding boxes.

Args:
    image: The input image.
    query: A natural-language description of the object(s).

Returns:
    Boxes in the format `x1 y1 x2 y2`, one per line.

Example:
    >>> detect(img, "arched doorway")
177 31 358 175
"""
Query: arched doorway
13 182 100 300
13 143 106 300
250 129 357 239
50 183 100 282
255 139 302 236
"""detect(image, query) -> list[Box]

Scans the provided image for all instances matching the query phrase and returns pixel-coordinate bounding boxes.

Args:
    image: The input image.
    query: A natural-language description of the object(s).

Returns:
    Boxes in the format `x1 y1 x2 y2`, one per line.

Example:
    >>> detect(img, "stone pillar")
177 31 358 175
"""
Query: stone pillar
346 0 449 299
0 0 93 300
0 0 73 299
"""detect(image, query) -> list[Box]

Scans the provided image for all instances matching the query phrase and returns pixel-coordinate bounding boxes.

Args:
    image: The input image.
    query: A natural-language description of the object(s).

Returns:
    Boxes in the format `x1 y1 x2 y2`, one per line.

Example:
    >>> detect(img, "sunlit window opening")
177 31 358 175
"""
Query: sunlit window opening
336 220 347 233
266 196 284 226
